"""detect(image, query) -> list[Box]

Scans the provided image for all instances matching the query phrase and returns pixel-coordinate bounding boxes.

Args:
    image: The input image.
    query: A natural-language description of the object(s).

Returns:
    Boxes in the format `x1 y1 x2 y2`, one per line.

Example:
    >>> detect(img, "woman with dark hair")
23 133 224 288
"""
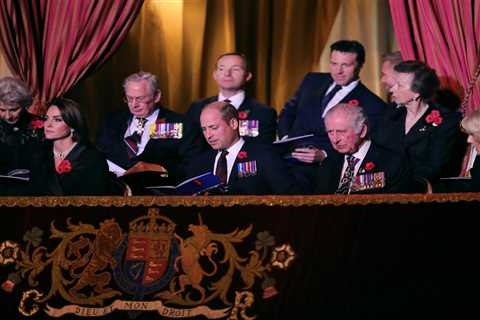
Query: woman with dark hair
375 60 465 180
30 98 114 195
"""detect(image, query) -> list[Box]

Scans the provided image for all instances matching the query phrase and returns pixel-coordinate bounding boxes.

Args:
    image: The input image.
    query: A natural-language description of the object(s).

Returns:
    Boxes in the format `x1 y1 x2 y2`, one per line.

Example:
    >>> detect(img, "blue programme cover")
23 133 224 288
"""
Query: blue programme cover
146 172 222 195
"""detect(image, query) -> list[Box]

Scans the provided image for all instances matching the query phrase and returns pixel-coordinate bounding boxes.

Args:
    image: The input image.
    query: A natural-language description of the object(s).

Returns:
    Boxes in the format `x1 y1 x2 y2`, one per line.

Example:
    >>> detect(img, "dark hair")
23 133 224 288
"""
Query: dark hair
215 52 250 71
49 98 88 143
330 40 365 67
394 61 440 101
219 103 239 123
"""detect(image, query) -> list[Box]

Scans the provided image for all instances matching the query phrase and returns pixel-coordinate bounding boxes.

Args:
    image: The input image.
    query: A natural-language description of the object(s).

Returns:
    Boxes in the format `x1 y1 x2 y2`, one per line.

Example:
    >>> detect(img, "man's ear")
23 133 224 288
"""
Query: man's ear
229 118 239 130
359 123 368 138
245 72 253 82
154 90 162 103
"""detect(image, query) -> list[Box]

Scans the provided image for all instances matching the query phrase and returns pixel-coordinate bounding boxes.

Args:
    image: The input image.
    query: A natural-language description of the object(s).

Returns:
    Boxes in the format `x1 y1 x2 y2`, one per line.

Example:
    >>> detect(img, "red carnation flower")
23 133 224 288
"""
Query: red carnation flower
425 110 443 126
365 162 375 171
237 151 248 160
238 111 248 120
348 99 359 106
56 159 72 174
30 119 44 129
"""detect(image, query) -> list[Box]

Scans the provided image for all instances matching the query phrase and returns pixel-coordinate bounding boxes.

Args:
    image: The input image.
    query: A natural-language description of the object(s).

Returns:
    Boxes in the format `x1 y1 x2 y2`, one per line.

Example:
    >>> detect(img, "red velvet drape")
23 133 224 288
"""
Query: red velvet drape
389 0 480 115
0 0 143 114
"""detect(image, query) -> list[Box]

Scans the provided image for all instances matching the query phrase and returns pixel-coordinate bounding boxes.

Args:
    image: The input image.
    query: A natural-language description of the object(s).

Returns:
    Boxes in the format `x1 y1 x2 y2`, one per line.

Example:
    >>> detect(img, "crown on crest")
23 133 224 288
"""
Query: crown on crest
128 208 176 237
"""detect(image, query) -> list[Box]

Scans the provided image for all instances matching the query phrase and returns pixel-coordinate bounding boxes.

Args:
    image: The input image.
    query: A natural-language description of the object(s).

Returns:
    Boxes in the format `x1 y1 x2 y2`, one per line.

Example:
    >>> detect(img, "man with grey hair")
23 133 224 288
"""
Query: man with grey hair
314 103 417 194
96 71 202 190
0 77 45 174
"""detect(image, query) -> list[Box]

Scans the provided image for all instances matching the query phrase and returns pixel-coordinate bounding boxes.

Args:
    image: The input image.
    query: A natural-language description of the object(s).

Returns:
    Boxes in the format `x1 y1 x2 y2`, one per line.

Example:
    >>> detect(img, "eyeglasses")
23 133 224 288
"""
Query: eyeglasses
124 95 154 104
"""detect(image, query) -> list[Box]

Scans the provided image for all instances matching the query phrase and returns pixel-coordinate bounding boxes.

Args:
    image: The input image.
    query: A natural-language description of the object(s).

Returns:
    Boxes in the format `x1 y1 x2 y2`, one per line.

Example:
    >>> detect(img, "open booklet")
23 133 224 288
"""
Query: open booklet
146 172 222 196
273 134 315 154
0 169 30 182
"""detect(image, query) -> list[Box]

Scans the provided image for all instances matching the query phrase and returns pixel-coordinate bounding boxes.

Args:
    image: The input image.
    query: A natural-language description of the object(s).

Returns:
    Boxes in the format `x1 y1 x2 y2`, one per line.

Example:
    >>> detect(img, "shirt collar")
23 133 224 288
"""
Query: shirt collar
347 139 371 166
222 137 245 156
329 79 360 92
218 90 245 109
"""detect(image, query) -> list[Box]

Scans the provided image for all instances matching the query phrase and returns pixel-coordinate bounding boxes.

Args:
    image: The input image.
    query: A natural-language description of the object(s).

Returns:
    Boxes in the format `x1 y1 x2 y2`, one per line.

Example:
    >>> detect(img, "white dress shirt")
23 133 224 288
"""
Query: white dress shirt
339 139 372 179
213 138 245 183
322 80 360 117
124 108 160 155
219 90 245 110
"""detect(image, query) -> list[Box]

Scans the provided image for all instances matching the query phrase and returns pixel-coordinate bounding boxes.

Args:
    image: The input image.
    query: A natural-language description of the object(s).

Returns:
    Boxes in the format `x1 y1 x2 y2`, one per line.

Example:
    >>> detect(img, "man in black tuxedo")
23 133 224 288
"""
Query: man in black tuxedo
314 103 419 194
278 40 387 192
279 40 387 160
188 101 298 195
187 52 277 144
96 71 202 184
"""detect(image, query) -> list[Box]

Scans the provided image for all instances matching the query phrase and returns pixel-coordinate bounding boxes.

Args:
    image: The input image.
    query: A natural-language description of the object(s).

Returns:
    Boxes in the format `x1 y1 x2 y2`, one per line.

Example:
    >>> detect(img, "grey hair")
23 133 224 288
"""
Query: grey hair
0 77 33 109
122 71 159 95
461 110 480 142
324 103 368 134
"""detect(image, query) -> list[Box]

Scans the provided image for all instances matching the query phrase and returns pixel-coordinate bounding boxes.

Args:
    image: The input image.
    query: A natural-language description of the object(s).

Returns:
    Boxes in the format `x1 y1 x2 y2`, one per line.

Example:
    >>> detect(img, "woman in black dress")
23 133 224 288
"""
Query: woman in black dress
376 61 465 181
31 98 114 195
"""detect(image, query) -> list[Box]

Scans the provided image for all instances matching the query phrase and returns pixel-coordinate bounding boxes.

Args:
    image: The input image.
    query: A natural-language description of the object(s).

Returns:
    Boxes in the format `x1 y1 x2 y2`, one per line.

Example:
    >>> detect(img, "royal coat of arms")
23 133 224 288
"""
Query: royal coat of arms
0 209 295 319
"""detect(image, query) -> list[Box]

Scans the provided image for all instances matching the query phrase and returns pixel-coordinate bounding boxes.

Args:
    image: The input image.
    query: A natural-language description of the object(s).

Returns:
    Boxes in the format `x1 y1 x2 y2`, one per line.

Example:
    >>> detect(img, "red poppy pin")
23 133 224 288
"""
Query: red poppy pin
238 111 249 120
365 162 375 171
348 99 359 106
156 118 166 124
30 119 44 129
237 151 248 160
56 159 72 174
425 110 443 126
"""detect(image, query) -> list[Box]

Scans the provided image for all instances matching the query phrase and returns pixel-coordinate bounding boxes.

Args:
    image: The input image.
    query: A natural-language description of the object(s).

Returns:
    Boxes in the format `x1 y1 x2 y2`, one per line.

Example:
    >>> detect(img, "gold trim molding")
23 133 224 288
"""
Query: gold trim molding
1 193 480 208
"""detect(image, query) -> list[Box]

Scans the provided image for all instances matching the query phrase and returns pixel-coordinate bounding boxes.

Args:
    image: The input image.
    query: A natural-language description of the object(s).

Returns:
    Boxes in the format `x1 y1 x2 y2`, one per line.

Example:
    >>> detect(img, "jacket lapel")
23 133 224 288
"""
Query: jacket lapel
404 105 433 146
311 79 333 120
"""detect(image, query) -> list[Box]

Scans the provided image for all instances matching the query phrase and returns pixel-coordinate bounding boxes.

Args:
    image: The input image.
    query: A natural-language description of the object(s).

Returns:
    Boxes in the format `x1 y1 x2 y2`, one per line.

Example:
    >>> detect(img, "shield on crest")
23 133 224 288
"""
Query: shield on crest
114 210 178 295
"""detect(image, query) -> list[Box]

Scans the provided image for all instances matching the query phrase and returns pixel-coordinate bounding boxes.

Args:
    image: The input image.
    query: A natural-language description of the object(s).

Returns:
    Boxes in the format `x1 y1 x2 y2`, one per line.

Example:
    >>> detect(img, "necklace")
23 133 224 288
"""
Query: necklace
53 142 77 159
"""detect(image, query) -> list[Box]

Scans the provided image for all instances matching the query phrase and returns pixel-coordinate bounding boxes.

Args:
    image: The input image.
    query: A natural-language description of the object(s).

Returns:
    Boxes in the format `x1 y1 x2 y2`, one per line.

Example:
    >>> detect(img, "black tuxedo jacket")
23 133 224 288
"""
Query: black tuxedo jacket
278 72 387 153
314 142 420 194
28 143 114 196
96 106 203 183
0 111 46 172
187 96 277 144
187 142 299 195
373 104 466 180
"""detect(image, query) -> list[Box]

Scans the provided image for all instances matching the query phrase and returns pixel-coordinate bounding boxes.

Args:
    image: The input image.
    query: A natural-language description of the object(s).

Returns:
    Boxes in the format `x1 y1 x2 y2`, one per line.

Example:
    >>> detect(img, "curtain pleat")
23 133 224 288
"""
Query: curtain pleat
0 0 144 114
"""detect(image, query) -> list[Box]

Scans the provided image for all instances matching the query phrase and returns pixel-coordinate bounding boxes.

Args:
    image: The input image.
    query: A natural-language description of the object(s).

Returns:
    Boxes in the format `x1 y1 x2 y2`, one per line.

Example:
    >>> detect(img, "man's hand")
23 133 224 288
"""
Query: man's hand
291 147 326 163
124 161 168 176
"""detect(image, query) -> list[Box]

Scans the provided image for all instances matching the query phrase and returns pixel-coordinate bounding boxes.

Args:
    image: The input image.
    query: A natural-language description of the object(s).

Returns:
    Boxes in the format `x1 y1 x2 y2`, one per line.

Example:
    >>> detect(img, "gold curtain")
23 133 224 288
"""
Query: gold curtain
0 0 394 136
318 0 396 100
0 51 11 77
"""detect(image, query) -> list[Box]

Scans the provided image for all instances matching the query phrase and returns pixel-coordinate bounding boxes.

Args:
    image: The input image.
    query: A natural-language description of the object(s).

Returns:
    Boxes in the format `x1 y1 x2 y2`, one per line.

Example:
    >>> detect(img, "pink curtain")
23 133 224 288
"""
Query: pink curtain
389 0 480 115
0 0 143 114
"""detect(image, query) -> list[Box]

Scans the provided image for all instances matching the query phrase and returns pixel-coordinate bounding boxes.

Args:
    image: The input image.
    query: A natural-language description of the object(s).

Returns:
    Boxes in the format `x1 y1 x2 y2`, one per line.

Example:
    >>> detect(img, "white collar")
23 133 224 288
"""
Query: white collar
218 91 245 109
327 79 360 93
223 137 245 157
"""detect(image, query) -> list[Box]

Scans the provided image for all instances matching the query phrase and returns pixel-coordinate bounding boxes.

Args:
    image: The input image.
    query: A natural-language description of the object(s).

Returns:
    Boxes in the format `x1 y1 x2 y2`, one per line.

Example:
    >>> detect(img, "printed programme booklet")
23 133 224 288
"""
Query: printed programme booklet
0 169 30 182
146 172 222 195
273 134 315 154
